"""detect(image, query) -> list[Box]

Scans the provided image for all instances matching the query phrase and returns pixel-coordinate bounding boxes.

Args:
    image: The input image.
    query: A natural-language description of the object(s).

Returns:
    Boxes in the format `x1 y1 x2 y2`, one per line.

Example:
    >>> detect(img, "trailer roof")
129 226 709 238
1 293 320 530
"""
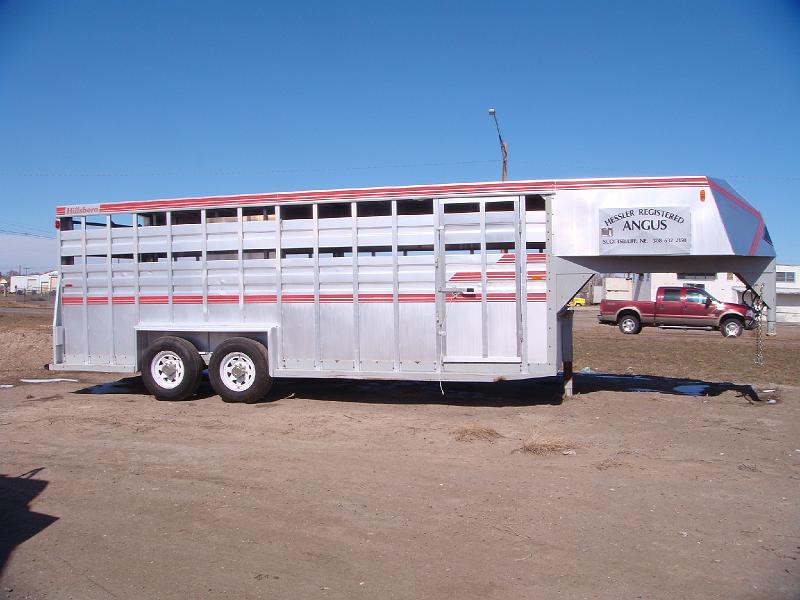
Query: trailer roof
57 175 719 216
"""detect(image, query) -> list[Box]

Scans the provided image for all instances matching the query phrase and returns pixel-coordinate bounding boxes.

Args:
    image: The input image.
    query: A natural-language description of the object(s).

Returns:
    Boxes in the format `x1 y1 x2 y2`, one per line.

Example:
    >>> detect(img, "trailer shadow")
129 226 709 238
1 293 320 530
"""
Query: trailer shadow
573 373 761 402
73 372 761 406
270 377 568 407
73 375 219 400
0 469 58 576
73 375 567 406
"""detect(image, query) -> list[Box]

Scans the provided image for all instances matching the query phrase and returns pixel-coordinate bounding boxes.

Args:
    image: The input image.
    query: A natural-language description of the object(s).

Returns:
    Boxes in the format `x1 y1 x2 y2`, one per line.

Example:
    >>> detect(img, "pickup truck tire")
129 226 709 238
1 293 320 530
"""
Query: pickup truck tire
720 317 744 338
618 314 642 335
209 337 273 403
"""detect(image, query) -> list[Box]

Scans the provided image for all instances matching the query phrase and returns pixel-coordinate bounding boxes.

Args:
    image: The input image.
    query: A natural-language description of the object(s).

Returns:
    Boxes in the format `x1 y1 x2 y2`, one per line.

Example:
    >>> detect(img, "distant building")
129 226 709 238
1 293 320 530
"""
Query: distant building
8 270 58 294
771 265 800 323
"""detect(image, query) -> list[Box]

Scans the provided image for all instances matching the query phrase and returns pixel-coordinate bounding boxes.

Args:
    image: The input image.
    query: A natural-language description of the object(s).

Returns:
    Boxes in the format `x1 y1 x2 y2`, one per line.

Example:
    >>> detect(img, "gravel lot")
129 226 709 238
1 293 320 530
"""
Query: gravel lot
1 307 798 599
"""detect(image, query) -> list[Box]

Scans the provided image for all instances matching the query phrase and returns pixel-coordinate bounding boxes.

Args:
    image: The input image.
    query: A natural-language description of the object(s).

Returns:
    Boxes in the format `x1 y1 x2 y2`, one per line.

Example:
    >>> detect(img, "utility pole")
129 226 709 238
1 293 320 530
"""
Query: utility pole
488 108 508 181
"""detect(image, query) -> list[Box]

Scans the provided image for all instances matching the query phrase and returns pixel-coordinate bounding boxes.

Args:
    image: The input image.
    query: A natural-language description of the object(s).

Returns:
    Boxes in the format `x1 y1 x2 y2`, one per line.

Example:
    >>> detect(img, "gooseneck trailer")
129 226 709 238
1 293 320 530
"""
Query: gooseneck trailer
50 176 776 401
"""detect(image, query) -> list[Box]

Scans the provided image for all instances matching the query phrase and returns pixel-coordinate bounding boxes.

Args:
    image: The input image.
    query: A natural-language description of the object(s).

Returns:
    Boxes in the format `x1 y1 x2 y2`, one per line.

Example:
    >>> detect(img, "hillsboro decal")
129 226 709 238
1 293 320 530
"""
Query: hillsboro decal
599 206 691 255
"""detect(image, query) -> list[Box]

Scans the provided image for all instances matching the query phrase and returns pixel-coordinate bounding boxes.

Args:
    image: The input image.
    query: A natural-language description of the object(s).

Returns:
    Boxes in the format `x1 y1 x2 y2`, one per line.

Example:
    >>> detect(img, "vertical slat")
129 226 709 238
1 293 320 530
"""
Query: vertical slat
166 211 173 324
237 207 244 320
518 195 528 369
391 200 400 371
312 203 320 369
201 209 208 322
480 201 488 358
514 196 524 362
276 205 284 368
133 213 140 329
433 198 443 370
106 215 114 365
351 201 360 371
53 214 64 365
545 194 555 369
81 216 88 364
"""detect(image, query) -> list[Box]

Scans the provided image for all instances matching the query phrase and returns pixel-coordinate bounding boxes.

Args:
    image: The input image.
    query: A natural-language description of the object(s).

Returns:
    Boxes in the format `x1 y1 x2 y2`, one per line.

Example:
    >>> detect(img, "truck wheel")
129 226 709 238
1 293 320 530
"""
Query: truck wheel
618 314 641 335
721 318 744 338
141 336 204 401
209 337 272 403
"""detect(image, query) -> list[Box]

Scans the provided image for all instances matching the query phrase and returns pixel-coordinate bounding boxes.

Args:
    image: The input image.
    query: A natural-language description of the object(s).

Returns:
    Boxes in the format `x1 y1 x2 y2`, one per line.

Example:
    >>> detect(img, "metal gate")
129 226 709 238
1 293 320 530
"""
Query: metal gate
436 197 523 365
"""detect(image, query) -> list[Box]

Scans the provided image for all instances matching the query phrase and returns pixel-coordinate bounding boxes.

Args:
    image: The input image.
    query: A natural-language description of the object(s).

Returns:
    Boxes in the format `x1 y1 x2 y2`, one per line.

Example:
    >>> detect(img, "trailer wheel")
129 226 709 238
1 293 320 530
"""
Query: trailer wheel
141 336 204 401
209 337 272 403
618 314 641 335
720 317 744 338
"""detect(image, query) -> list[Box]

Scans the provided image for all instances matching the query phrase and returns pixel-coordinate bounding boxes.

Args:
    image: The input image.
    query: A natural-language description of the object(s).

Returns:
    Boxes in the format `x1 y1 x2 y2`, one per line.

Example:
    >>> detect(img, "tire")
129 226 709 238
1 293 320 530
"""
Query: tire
208 337 272 403
141 336 204 401
720 317 744 338
618 314 642 335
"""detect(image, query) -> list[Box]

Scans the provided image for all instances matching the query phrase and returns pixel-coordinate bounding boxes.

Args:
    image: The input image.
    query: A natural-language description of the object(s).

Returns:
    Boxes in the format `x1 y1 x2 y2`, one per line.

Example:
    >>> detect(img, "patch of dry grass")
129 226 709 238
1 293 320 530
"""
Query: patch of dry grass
517 437 574 456
452 425 502 443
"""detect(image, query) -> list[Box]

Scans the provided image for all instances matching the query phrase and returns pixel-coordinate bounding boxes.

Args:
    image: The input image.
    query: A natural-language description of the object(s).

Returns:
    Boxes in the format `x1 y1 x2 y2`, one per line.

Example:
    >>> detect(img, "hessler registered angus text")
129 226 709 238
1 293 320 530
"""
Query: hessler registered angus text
599 206 691 255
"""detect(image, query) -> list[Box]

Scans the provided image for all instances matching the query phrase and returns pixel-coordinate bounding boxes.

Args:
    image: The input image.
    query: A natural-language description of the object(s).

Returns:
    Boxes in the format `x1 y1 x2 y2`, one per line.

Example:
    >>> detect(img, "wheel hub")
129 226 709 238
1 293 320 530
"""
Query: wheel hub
161 361 177 378
151 351 186 390
219 352 256 391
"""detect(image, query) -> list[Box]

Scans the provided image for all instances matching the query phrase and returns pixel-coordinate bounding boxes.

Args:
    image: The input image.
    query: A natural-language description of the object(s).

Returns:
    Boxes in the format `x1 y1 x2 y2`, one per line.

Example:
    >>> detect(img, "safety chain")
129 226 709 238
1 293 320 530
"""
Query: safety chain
752 283 765 367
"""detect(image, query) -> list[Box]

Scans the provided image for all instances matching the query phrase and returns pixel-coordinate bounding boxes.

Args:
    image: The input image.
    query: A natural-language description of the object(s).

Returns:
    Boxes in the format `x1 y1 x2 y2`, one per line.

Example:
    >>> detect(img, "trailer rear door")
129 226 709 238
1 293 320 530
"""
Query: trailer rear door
437 197 523 365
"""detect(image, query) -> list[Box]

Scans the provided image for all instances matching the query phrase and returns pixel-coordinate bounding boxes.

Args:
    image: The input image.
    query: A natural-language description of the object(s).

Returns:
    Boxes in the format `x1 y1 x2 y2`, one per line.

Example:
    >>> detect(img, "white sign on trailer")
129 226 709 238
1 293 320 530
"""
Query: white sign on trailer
599 206 691 255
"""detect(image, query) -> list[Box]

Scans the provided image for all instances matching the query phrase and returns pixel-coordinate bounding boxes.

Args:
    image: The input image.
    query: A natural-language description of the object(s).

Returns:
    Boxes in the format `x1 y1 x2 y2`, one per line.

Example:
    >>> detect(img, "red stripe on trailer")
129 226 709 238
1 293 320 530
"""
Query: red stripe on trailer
449 271 517 282
244 294 278 303
65 292 545 305
398 294 435 303
527 293 547 302
175 296 205 304
56 177 710 215
497 253 547 264
139 295 168 304
207 295 238 304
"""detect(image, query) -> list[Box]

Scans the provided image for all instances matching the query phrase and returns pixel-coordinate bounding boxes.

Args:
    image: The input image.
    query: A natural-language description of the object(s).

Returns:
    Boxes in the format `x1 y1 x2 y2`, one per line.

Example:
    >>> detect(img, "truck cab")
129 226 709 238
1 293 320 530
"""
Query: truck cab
598 286 755 337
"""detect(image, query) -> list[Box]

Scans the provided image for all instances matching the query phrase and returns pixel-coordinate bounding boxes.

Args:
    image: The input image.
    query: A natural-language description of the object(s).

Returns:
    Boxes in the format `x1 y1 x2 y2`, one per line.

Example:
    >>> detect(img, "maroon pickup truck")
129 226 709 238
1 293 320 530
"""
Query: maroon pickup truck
598 286 754 337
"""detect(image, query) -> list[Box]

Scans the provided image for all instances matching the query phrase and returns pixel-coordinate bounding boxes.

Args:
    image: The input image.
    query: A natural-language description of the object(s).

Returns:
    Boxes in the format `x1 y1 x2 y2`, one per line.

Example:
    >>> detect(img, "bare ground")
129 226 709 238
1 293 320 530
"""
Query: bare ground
1 308 798 599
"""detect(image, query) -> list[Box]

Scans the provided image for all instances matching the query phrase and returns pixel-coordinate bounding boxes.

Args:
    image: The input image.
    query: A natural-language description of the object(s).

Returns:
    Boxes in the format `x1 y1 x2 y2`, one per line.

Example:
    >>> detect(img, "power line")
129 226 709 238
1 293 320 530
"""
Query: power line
0 229 55 239
0 218 55 236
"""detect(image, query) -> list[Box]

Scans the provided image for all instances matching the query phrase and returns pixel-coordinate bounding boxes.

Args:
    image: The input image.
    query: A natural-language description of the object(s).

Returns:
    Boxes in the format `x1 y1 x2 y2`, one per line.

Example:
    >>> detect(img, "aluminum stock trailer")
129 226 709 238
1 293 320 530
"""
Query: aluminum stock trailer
50 176 776 402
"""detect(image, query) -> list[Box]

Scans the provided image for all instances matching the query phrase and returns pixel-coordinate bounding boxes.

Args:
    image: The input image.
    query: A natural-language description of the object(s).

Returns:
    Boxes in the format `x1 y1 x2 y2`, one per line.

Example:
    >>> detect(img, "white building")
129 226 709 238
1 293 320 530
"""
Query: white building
648 271 742 303
773 265 800 323
8 270 58 294
601 265 799 323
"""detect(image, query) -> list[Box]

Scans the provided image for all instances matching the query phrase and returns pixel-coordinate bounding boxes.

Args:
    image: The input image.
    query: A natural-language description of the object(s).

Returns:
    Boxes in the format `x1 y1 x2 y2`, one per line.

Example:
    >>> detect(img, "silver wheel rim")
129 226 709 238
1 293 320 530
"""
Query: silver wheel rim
219 352 256 392
724 321 739 336
151 351 185 389
621 318 636 333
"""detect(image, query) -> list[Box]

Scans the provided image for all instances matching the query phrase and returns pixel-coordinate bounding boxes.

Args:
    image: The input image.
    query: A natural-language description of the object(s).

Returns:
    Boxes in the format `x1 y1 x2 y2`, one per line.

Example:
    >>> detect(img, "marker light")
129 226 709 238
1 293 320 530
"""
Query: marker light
700 189 706 202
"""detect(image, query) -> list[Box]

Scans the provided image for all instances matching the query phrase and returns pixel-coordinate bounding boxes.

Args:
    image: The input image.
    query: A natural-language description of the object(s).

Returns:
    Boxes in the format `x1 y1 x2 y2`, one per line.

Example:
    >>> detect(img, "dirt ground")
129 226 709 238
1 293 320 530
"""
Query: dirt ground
1 307 798 599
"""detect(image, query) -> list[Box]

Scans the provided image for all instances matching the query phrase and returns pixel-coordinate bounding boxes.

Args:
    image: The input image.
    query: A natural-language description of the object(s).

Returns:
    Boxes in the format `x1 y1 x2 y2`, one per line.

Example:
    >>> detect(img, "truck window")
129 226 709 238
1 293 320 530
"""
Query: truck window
662 289 680 302
685 290 707 304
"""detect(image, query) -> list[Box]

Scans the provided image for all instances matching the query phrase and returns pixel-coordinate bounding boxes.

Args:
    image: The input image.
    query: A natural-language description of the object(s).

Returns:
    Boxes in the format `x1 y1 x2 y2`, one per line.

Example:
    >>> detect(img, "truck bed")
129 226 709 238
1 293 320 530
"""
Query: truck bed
598 299 655 324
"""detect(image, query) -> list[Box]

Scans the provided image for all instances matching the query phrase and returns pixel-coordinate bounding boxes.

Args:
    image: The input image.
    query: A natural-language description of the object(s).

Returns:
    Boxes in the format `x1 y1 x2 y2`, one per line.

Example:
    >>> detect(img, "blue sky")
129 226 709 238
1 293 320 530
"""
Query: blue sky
0 0 798 272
